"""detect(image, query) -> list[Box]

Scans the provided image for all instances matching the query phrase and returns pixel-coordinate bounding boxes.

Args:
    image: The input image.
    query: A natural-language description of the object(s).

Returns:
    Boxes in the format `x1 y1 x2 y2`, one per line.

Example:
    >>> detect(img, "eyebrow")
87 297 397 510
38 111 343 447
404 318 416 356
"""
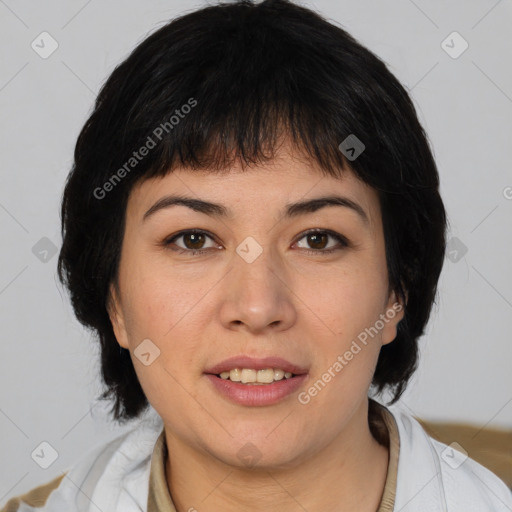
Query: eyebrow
142 194 370 226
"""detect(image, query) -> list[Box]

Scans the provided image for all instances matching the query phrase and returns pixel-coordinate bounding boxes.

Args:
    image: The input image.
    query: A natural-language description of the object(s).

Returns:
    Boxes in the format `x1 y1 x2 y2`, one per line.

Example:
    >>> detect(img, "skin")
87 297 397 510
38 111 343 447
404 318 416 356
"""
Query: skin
109 139 405 512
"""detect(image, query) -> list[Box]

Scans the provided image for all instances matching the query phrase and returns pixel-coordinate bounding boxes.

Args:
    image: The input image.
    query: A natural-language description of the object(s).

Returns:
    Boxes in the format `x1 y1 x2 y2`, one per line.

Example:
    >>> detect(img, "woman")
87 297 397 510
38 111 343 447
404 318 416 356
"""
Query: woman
2 0 511 511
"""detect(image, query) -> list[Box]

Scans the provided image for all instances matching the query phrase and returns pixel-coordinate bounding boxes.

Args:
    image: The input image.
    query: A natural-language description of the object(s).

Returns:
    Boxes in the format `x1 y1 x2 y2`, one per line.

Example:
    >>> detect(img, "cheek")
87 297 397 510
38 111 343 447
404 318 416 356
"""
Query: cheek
119 262 214 389
120 256 210 339
120 269 207 413
300 267 389 401
306 264 388 342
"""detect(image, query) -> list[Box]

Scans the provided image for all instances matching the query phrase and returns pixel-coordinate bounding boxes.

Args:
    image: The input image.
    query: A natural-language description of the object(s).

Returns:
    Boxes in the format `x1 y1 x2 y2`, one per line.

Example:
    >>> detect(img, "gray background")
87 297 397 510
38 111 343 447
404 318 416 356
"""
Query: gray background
1 0 511 502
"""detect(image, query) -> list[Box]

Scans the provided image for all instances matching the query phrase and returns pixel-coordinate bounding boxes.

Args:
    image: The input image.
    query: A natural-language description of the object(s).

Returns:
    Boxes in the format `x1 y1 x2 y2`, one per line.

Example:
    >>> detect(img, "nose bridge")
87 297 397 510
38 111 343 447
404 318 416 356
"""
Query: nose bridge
220 237 295 331
233 237 281 299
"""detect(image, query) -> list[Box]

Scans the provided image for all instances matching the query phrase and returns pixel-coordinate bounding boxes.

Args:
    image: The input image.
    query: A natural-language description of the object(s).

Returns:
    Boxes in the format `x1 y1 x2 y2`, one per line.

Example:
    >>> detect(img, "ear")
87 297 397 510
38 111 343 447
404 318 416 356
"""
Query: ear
380 288 406 346
107 283 130 349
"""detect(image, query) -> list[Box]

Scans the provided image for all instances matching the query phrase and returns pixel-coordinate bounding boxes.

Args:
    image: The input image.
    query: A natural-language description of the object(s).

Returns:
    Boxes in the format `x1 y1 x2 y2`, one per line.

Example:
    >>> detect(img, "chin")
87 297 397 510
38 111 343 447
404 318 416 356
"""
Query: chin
207 434 310 472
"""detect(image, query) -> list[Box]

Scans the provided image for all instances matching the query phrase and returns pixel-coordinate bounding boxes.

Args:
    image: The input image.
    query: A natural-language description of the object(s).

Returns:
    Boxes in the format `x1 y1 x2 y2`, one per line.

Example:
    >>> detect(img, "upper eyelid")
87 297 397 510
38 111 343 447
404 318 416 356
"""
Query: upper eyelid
165 229 218 245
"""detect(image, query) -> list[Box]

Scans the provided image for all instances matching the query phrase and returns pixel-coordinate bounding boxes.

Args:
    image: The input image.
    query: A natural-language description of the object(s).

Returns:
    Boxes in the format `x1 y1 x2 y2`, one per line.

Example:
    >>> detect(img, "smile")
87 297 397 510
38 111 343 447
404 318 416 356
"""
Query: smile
218 368 294 384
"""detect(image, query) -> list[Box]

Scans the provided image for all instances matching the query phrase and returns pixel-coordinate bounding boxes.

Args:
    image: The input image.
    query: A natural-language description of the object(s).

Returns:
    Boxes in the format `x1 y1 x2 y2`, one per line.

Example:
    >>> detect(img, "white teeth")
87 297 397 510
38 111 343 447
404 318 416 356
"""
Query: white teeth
257 369 274 383
240 369 257 383
230 369 242 382
274 369 285 381
217 368 295 383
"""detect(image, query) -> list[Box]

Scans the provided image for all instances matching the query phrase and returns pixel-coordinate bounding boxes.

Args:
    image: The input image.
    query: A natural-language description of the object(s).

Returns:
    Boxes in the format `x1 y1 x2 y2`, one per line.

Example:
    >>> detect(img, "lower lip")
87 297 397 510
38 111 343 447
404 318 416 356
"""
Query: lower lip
204 374 308 406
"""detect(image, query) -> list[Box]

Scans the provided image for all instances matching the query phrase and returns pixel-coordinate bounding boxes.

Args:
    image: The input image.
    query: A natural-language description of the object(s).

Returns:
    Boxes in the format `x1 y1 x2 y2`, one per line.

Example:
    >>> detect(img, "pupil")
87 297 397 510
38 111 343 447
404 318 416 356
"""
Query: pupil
185 233 204 249
309 233 327 249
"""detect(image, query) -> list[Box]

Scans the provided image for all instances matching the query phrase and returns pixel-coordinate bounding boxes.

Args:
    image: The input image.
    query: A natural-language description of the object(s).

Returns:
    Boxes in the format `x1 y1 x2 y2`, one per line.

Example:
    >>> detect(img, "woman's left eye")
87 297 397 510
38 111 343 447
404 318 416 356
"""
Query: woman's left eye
294 229 349 254
163 229 349 256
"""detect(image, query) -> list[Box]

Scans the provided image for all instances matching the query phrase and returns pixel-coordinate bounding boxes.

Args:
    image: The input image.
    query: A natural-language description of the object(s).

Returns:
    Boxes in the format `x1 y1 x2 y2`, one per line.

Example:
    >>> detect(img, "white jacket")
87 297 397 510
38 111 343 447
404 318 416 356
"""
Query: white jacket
8 404 512 512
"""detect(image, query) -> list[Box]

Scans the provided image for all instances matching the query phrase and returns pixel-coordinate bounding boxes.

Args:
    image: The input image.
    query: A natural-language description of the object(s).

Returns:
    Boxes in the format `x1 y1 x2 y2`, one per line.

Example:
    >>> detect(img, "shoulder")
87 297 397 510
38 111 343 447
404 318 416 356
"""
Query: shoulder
1 428 139 512
386 405 512 511
1 409 164 512
0 473 66 512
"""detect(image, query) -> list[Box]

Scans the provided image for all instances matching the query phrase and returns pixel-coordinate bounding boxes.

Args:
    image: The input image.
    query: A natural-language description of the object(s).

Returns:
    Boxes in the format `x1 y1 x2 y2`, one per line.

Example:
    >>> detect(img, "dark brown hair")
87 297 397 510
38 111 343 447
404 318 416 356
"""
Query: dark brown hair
58 0 447 424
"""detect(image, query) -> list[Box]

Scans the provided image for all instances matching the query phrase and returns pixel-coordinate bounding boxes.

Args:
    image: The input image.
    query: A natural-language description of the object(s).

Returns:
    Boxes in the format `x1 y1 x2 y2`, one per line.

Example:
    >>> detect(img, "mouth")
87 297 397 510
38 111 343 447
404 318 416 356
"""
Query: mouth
204 355 309 377
203 356 309 406
214 368 298 384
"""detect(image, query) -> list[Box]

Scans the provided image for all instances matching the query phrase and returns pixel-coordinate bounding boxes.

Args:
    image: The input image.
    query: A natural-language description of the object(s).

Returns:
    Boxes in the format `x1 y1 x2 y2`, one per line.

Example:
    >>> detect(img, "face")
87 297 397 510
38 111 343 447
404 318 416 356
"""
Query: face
108 141 404 470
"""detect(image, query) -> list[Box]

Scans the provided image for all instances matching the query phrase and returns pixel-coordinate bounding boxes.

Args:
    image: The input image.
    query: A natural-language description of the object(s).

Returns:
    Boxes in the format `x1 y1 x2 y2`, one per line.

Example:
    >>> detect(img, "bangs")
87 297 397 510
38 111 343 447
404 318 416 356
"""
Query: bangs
145 104 347 180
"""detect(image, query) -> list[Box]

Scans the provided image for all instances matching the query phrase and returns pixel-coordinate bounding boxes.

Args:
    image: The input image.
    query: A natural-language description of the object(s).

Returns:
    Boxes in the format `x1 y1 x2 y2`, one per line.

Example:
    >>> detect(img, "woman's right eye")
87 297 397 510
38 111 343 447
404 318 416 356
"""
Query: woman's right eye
163 230 218 256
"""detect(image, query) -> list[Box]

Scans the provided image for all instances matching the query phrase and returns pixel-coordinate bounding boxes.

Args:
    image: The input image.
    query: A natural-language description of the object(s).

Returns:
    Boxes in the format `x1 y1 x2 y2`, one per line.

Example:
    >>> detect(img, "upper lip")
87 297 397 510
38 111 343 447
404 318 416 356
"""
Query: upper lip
204 356 309 375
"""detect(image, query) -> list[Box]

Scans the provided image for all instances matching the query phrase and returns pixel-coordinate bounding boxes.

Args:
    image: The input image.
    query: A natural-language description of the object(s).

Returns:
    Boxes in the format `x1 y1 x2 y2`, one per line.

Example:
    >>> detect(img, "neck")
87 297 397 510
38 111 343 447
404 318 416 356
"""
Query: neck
165 399 389 512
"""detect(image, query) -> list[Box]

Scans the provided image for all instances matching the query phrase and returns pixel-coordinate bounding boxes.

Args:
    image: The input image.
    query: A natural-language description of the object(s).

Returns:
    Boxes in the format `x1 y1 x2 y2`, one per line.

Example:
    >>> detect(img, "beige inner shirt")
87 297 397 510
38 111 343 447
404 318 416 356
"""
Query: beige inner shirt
147 404 400 512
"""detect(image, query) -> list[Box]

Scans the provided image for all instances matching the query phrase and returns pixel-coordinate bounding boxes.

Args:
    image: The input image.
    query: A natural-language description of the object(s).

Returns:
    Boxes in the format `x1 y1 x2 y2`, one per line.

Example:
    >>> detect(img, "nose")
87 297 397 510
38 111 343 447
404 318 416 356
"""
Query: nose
218 244 297 334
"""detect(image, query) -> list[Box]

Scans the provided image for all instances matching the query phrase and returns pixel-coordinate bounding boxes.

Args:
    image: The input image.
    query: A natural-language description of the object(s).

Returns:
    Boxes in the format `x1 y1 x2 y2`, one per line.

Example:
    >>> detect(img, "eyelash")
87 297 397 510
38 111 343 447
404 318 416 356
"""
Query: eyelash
162 229 349 257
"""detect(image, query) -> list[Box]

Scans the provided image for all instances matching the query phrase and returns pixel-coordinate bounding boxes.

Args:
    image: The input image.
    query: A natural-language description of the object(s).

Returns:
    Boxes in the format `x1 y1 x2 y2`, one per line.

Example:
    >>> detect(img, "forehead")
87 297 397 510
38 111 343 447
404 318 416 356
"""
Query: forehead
127 144 381 231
